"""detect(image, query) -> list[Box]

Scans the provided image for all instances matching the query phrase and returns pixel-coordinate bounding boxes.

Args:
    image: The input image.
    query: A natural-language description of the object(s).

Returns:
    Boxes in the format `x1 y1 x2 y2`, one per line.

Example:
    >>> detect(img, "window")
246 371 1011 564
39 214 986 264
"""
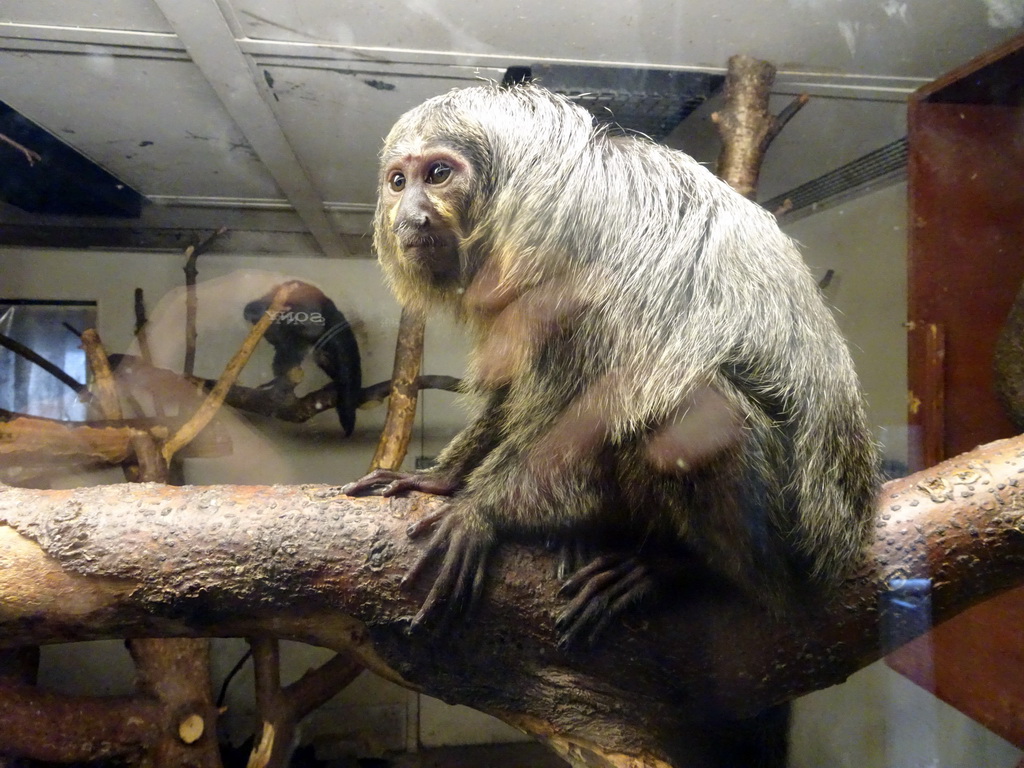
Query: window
0 300 96 421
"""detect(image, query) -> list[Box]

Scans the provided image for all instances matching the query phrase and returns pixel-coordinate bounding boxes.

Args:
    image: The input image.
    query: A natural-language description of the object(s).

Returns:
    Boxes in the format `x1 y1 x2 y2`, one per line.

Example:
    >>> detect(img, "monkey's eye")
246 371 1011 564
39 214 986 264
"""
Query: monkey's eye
388 171 406 192
426 162 452 184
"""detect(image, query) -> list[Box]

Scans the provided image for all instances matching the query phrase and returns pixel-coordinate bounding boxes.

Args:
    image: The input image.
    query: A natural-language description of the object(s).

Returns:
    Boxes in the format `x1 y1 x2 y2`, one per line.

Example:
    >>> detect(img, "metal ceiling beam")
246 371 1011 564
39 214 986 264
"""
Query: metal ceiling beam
0 23 186 52
148 0 349 257
1 21 927 104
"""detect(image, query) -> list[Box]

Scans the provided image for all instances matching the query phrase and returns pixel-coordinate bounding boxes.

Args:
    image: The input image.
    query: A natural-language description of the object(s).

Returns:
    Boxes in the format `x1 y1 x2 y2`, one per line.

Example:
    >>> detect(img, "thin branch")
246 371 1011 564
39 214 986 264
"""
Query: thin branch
162 281 296 462
284 650 364 718
763 93 810 150
359 374 462 408
80 329 122 421
0 332 85 393
0 132 41 166
134 287 155 366
182 227 228 377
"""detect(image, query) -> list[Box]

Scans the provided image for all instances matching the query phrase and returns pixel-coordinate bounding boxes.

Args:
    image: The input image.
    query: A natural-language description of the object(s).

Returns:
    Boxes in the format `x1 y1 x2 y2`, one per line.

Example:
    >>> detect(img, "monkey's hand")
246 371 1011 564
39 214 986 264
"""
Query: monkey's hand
556 554 656 649
341 469 459 498
402 504 495 633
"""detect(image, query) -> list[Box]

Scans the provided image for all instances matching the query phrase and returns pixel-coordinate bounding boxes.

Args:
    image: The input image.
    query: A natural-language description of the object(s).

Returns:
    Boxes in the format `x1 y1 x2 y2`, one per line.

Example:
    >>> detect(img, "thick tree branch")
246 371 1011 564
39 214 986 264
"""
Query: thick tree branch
1 436 1023 766
711 55 808 199
0 679 160 762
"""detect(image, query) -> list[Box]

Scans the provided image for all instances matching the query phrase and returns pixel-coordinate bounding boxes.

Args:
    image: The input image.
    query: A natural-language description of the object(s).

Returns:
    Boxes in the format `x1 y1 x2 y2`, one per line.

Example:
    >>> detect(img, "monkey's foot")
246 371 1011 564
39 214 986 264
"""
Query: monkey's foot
402 509 494 633
341 469 458 498
556 554 655 649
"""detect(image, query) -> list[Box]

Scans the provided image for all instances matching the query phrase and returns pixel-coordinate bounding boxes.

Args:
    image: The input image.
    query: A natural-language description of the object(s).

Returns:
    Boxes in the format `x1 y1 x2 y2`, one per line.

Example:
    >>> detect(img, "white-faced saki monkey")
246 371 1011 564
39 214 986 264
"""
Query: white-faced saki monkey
345 84 879 650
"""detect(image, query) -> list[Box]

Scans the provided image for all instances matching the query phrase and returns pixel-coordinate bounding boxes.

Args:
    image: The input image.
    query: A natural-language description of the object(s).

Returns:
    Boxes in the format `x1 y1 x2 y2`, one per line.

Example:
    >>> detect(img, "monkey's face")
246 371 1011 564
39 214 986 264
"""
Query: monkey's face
375 142 477 306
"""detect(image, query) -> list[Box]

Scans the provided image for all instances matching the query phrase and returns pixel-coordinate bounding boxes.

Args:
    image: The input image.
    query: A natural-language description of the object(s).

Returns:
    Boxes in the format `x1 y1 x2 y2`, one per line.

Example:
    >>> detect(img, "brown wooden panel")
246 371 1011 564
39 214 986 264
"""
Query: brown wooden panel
906 323 945 469
887 586 1024 749
907 100 1024 464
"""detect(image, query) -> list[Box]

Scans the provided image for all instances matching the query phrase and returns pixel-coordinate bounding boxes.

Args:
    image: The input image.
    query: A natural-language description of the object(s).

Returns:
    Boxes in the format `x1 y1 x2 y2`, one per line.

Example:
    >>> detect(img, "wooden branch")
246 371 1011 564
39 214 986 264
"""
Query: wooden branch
129 638 222 767
83 329 214 768
134 287 156 372
209 371 459 424
162 281 295 463
246 638 364 768
80 329 122 420
239 304 431 766
370 305 427 471
0 678 160 762
2 436 1023 767
768 93 810 149
182 227 228 377
0 369 458 471
0 132 41 165
0 641 219 764
0 332 85 394
711 55 808 199
283 649 363 718
0 410 228 462
82 329 171 484
0 414 134 465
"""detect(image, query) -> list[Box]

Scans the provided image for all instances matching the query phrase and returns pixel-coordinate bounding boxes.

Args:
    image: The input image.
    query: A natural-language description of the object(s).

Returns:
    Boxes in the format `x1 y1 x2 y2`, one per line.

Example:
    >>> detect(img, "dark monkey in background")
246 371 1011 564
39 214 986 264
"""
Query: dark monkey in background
244 281 362 437
345 84 879 648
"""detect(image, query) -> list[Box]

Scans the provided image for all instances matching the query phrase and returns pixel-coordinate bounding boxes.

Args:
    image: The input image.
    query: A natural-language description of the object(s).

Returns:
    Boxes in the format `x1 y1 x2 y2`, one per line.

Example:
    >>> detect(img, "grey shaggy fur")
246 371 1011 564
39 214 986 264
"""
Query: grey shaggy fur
372 84 879 623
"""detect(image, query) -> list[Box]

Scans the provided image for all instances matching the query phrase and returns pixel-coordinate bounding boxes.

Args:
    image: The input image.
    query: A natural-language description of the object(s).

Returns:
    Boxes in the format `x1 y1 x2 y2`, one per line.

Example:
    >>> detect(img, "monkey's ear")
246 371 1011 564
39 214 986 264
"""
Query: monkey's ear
501 66 533 88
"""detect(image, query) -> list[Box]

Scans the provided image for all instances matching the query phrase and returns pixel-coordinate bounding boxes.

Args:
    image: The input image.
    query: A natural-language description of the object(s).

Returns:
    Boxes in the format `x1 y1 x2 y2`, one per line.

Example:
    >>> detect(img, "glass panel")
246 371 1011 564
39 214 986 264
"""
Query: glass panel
0 300 96 420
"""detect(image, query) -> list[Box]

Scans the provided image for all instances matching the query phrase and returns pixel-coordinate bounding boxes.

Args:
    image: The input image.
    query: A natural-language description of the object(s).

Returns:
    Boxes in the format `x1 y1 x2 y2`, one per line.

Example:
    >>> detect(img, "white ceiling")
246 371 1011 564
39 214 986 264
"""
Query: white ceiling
0 0 1020 256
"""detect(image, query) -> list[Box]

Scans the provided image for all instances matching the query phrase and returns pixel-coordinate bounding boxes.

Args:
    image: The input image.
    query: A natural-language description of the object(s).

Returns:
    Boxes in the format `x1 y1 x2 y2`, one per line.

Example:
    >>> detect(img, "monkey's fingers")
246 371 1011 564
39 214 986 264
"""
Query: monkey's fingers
555 556 653 649
401 508 462 586
408 525 491 632
558 553 628 597
402 540 440 594
341 469 412 496
407 507 450 538
342 469 459 498
433 532 491 633
553 539 594 582
387 474 459 497
573 575 655 648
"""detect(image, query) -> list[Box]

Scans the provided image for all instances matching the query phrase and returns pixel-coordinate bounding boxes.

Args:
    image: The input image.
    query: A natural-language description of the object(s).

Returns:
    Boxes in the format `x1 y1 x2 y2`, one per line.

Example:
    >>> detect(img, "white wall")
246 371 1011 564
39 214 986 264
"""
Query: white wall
783 183 911 470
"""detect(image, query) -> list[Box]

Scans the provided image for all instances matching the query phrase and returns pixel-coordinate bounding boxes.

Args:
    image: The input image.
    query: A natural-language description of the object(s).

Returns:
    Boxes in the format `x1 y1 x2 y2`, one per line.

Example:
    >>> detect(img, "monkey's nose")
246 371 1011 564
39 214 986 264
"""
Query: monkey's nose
396 213 430 232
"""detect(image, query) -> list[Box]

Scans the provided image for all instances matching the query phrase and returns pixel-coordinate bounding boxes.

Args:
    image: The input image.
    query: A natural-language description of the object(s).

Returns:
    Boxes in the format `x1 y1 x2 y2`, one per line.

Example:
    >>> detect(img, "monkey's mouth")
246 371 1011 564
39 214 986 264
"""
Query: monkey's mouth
400 234 440 249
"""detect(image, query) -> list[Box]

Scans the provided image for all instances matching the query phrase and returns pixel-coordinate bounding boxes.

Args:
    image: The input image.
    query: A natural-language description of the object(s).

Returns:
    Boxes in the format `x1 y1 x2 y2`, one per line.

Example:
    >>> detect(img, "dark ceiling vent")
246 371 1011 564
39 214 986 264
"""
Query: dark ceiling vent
765 137 908 221
0 100 144 218
506 65 724 141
